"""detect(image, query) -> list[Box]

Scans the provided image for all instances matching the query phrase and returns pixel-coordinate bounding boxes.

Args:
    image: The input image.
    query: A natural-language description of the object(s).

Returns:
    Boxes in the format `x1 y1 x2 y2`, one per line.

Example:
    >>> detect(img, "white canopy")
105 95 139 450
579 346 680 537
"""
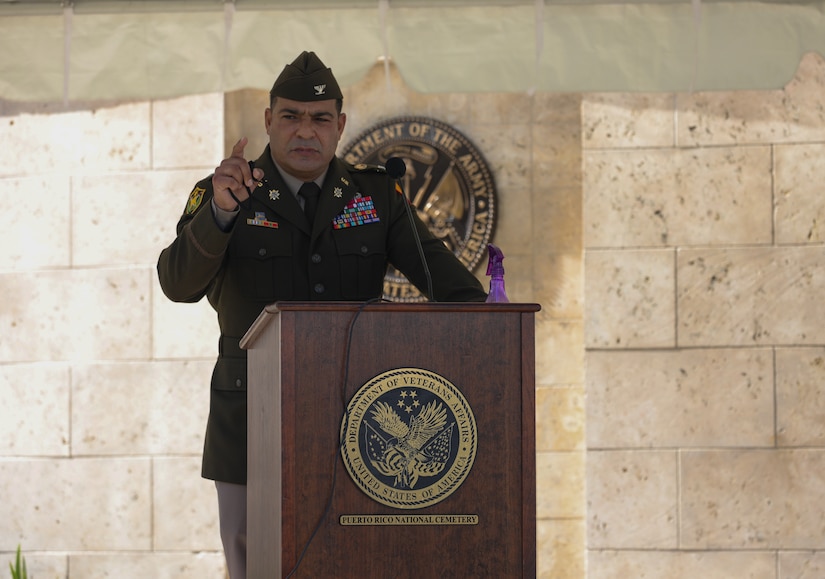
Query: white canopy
1 0 824 102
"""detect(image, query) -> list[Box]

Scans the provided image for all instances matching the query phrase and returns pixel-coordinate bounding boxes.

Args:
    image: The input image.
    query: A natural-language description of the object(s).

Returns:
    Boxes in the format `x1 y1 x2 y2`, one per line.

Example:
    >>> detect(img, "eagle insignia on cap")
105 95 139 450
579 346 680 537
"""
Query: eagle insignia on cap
269 51 343 102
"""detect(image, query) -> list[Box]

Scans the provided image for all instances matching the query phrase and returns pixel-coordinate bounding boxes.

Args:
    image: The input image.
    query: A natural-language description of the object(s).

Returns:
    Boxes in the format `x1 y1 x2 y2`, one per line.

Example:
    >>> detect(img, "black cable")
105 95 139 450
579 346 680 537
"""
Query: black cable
284 297 387 578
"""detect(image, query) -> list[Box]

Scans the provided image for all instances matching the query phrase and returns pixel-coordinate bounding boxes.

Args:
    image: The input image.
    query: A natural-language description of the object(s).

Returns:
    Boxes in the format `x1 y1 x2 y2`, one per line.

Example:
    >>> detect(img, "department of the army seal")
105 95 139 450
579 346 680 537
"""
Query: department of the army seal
341 117 498 302
340 368 478 510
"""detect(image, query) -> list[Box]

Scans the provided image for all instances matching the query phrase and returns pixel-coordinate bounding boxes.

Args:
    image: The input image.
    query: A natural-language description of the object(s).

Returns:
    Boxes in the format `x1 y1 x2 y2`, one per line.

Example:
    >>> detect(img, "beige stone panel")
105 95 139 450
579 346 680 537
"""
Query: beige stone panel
224 88 270 159
153 457 222 551
0 457 150 550
587 450 678 549
339 62 413 142
0 364 69 456
342 62 472 136
533 93 582 127
74 169 209 267
780 551 825 579
152 93 224 170
152 281 219 359
469 92 533 126
585 249 675 349
543 181 584 252
537 450 584 519
677 53 825 147
582 93 676 149
0 176 70 269
777 347 825 447
586 349 773 448
496 253 533 304
0 102 151 177
69 552 226 579
405 90 473 129
2 554 66 579
588 549 775 579
537 518 585 579
532 185 583 255
0 268 152 362
681 449 825 549
775 143 825 244
533 119 582 190
472 122 531 194
494 187 533 258
535 251 582 320
536 385 584 452
536 318 583 386
584 146 772 248
677 246 825 346
72 361 211 455
404 89 476 132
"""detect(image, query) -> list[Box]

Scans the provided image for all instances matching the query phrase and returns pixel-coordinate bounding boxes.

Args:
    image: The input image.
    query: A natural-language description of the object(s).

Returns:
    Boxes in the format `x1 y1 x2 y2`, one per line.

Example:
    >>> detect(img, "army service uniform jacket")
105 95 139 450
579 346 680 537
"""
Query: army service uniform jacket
157 146 487 484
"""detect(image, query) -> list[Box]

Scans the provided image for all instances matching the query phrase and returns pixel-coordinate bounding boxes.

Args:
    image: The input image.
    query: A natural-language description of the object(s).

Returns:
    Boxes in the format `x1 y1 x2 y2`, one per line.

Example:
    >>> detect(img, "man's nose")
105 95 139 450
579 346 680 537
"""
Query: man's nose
295 117 316 137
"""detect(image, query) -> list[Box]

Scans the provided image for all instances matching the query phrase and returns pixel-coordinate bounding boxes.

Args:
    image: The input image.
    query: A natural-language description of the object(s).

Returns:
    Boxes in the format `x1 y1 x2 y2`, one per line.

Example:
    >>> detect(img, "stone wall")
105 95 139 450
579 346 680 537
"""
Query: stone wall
1 50 822 578
584 52 825 577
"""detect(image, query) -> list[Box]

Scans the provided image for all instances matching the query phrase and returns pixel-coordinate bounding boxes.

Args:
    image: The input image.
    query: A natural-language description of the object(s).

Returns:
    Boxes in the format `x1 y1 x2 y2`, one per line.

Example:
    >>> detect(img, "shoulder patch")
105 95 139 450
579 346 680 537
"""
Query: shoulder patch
349 162 386 174
185 186 206 215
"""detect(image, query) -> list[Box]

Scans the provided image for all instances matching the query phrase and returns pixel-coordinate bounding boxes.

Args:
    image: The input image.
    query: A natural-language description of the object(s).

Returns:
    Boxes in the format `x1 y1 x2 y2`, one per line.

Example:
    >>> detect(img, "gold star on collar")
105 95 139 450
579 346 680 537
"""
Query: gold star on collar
269 189 280 201
334 186 343 198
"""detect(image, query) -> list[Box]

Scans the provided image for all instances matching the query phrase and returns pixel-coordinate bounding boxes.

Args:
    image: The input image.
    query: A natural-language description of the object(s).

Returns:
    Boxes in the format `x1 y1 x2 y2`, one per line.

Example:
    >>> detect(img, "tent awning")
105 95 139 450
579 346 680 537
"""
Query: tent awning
1 0 824 102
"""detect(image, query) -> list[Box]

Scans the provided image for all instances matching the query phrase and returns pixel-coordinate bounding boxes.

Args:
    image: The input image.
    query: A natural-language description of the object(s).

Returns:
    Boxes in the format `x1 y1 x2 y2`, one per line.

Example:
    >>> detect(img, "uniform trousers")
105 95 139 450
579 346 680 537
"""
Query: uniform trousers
215 481 247 579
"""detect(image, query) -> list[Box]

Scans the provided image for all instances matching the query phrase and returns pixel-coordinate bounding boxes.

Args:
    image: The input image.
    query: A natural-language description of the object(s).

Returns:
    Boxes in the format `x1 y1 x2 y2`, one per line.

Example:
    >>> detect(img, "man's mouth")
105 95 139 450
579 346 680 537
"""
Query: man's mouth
291 143 320 155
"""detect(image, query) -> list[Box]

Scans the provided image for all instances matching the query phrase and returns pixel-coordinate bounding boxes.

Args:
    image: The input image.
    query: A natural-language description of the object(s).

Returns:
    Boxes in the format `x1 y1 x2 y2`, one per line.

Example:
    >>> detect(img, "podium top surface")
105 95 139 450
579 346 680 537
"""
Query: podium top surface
240 301 541 350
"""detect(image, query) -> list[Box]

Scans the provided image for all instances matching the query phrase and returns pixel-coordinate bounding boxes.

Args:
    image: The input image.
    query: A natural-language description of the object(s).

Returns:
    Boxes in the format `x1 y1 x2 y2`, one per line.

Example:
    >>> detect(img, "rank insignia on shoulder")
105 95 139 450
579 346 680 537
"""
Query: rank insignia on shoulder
351 163 385 174
185 186 206 215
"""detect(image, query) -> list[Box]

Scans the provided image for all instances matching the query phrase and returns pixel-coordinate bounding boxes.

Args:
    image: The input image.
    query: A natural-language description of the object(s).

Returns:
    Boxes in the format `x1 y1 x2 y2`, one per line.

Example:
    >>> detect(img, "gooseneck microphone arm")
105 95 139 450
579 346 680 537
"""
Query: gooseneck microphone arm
385 157 435 302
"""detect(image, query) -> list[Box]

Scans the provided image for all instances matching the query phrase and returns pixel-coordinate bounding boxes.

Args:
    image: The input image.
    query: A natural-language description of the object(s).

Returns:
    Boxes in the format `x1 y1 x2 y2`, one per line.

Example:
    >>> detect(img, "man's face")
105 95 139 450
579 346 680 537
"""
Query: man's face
265 97 346 182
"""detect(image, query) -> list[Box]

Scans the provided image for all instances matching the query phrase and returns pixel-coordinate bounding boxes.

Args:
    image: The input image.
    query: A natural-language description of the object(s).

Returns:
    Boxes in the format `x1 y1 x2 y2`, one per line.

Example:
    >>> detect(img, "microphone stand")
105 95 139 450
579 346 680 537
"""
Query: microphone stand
386 157 435 302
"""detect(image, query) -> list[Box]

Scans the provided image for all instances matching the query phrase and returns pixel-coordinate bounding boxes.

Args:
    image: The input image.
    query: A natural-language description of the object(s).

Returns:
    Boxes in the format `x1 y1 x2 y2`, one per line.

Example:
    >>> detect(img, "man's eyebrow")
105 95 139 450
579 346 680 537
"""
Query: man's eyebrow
279 107 334 118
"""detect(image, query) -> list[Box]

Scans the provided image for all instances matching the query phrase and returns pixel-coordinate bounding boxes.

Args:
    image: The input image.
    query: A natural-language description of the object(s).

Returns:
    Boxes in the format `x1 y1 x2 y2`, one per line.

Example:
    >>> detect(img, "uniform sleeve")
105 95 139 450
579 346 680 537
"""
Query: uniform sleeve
156 180 234 303
384 179 487 302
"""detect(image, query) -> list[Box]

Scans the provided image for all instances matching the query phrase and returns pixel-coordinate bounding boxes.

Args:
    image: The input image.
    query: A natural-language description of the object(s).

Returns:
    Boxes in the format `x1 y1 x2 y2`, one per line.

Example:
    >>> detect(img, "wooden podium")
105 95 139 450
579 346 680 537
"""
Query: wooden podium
241 301 540 578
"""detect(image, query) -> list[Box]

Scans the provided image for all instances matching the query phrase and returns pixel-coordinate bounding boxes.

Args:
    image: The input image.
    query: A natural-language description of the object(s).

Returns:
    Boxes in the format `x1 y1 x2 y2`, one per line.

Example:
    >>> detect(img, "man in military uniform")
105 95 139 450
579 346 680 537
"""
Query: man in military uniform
156 51 486 579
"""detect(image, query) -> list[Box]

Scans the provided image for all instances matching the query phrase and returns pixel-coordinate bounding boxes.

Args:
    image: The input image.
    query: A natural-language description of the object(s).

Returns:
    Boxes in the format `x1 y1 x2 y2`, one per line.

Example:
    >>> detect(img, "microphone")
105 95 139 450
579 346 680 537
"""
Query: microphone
386 157 434 302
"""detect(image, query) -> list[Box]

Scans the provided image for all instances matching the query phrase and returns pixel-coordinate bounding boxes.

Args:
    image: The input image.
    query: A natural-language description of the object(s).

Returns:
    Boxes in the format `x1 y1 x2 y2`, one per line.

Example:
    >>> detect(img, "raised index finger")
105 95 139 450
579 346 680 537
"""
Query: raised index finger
230 137 248 159
229 137 254 187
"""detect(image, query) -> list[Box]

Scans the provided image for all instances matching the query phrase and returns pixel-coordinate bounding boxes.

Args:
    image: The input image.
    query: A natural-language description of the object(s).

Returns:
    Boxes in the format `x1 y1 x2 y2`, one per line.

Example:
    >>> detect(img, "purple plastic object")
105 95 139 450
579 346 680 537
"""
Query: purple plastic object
485 244 510 303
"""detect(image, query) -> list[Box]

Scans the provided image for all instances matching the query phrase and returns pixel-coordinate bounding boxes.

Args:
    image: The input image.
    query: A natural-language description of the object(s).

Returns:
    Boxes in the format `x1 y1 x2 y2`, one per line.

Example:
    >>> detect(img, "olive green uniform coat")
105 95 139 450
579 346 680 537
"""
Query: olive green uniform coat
157 146 486 484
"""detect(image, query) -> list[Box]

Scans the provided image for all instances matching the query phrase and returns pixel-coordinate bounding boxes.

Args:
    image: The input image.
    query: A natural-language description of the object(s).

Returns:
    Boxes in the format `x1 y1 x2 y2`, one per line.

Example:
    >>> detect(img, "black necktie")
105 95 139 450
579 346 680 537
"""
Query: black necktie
299 182 321 224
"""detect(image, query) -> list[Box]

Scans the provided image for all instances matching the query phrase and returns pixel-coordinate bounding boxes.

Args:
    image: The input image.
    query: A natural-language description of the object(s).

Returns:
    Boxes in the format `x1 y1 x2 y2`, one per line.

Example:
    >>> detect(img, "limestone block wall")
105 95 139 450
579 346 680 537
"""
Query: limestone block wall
0 95 228 577
0 61 585 577
583 52 825 577
2 48 822 579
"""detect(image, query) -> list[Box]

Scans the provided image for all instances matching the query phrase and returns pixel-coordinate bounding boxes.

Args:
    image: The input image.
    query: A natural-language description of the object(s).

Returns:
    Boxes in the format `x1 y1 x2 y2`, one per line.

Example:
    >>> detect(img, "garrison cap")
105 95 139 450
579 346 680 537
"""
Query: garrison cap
270 51 343 102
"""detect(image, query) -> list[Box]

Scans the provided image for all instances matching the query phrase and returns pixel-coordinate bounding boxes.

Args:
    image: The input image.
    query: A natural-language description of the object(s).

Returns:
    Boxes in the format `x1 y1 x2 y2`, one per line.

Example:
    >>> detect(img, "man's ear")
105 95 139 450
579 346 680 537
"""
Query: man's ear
338 112 347 136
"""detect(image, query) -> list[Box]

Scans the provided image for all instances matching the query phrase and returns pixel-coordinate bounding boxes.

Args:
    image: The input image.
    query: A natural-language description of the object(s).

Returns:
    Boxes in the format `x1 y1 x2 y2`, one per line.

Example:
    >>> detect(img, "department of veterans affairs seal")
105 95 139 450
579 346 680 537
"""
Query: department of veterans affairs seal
341 117 497 302
340 368 478 510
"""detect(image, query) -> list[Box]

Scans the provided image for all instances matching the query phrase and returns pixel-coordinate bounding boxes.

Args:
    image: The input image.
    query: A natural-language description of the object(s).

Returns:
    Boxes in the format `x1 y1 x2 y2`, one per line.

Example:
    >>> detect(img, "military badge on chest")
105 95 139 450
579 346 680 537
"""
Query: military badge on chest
341 117 498 302
333 194 380 230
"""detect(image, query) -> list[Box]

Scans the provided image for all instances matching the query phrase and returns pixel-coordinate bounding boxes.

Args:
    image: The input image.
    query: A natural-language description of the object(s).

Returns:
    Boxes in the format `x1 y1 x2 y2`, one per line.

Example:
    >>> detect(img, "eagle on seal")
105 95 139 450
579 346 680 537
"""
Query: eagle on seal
366 400 455 489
